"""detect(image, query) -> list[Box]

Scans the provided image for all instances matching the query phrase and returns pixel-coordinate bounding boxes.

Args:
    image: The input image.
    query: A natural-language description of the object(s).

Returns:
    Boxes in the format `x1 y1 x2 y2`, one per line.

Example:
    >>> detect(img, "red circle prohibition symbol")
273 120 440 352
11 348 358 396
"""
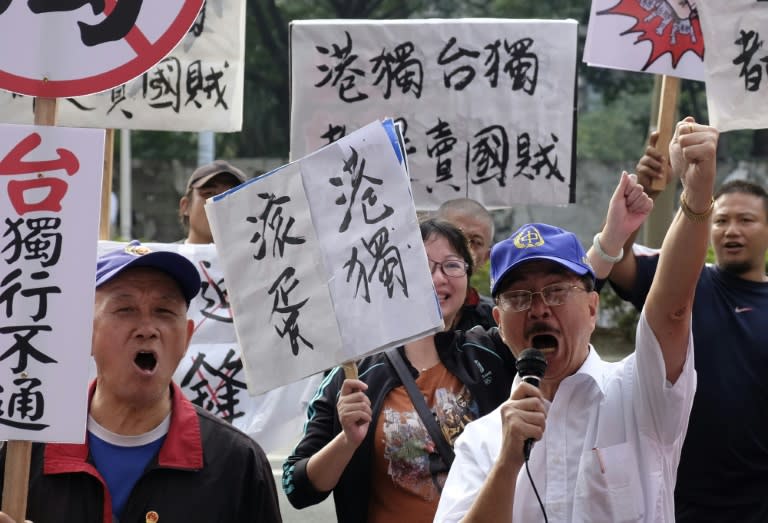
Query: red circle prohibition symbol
0 0 204 98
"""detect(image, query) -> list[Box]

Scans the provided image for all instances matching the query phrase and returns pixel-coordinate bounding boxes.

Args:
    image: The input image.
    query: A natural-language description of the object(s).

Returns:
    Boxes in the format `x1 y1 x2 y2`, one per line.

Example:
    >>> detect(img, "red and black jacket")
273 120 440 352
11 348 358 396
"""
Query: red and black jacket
0 381 282 523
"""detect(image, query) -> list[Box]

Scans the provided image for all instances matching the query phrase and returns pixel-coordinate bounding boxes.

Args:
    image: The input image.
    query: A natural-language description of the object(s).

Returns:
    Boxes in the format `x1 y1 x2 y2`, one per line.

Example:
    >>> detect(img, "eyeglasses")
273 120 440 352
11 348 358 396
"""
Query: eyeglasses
496 282 587 312
428 258 469 278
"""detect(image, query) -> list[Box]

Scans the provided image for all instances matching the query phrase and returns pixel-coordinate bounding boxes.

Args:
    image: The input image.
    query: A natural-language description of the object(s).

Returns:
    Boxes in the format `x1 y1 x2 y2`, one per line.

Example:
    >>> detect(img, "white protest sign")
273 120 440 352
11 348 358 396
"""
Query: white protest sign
290 19 578 210
0 123 104 443
696 0 768 131
0 1 245 132
206 166 343 395
97 241 322 454
0 0 203 98
207 120 443 394
584 0 705 81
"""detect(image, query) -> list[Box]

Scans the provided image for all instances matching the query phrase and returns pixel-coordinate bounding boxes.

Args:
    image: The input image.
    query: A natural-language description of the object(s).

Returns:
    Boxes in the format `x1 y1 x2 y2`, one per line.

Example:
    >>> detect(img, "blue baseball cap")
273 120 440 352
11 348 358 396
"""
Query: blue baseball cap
490 223 595 297
96 241 201 305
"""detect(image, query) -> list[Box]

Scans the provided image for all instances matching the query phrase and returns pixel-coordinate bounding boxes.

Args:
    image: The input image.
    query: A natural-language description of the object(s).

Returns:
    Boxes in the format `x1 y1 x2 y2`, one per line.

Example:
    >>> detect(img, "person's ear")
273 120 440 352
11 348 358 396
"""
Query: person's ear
478 248 491 268
587 290 599 328
179 196 189 216
492 305 504 339
185 318 195 346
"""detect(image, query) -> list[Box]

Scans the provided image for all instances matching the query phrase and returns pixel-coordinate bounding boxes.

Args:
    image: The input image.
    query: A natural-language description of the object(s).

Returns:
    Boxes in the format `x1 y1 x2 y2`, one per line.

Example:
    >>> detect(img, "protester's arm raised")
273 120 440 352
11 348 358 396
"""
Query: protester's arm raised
587 171 653 280
645 117 718 383
609 131 670 291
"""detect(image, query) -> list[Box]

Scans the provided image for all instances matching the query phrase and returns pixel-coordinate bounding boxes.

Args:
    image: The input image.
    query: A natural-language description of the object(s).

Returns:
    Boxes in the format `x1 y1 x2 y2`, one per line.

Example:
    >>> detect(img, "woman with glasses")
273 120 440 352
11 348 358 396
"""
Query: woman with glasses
282 218 517 523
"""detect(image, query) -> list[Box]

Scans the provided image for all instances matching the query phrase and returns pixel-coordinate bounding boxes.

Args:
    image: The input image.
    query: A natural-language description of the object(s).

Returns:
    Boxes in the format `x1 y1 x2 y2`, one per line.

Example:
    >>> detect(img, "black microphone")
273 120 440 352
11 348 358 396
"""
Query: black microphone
515 348 547 461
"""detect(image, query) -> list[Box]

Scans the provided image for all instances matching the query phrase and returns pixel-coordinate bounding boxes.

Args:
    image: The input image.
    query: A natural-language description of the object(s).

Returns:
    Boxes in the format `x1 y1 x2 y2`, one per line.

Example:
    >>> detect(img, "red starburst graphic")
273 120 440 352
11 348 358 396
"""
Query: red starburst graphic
599 0 705 70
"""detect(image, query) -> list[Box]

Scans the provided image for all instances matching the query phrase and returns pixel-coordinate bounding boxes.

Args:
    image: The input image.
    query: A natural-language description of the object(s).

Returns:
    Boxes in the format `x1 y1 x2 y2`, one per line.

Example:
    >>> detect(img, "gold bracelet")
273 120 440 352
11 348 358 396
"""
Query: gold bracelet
679 192 714 223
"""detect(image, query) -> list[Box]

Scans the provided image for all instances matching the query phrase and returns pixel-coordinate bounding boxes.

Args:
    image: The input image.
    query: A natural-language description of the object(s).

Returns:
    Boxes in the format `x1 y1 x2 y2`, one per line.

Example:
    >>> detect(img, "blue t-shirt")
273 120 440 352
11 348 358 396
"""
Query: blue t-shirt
88 417 168 519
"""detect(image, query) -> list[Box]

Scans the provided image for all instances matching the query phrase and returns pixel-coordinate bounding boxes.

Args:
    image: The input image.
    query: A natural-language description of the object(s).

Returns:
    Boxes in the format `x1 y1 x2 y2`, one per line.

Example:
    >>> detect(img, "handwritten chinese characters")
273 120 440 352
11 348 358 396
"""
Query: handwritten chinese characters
0 136 76 431
330 146 407 303
315 31 539 103
246 192 312 356
180 348 247 422
733 29 768 91
695 0 768 131
206 120 441 395
0 124 103 441
321 118 563 195
291 20 577 208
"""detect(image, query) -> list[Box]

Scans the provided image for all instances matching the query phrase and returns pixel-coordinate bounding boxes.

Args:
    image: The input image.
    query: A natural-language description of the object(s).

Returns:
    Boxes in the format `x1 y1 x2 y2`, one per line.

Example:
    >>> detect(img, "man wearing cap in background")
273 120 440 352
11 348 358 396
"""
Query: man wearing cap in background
0 241 281 523
435 119 718 522
179 159 247 244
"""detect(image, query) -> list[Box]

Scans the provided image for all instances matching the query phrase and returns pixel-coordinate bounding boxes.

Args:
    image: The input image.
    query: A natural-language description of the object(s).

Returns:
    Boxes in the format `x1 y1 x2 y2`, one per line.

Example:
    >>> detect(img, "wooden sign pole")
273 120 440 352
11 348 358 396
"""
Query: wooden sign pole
643 75 681 248
649 75 680 192
342 362 358 379
1 441 32 521
1 96 58 523
99 129 115 241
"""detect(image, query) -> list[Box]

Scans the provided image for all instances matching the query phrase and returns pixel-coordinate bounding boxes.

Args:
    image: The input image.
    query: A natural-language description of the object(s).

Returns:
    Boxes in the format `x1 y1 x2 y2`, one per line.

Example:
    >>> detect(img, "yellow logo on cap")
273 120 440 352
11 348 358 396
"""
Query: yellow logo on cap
513 226 545 249
125 244 152 257
145 511 159 523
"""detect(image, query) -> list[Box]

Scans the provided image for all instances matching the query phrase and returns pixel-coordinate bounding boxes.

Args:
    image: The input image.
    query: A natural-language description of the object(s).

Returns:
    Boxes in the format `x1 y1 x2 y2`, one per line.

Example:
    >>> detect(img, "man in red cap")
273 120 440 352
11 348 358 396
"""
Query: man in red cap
179 160 247 244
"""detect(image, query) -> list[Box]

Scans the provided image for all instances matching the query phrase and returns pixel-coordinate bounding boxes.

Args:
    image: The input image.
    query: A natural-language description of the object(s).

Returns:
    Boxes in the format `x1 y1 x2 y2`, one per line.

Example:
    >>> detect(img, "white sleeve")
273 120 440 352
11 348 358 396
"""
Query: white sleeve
633 309 697 446
434 415 500 523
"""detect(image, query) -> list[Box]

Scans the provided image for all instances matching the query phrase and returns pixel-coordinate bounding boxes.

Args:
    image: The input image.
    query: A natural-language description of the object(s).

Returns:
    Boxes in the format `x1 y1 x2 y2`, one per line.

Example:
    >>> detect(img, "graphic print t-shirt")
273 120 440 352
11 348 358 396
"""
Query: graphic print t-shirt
367 362 478 523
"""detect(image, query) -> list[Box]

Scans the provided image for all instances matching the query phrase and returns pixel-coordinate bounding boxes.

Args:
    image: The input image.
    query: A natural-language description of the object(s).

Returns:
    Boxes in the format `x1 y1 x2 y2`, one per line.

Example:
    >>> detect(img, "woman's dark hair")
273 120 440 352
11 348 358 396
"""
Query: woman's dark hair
419 218 474 278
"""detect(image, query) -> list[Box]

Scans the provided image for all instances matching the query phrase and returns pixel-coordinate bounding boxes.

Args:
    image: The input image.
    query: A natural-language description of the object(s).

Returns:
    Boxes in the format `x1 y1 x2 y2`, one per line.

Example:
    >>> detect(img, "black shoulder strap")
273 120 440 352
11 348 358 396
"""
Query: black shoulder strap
385 348 455 467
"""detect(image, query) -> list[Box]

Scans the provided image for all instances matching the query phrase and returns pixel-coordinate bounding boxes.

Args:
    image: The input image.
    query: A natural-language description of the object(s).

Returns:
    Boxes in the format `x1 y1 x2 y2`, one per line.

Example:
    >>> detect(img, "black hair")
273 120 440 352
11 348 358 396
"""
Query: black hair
419 218 474 278
714 179 768 218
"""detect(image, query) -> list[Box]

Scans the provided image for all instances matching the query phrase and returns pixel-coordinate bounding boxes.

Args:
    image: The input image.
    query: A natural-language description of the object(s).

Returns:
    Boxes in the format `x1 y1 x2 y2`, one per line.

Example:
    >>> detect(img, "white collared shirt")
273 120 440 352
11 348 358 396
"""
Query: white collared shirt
434 311 696 522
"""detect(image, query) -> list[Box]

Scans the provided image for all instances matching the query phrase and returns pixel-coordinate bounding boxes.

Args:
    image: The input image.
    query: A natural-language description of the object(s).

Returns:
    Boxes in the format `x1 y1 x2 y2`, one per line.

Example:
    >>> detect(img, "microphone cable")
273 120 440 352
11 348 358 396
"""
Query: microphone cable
525 455 549 523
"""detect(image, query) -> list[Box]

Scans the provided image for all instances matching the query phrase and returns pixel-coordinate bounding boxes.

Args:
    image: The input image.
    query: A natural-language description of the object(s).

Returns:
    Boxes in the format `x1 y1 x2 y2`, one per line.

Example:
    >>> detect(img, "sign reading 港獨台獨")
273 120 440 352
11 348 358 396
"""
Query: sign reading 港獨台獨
289 19 578 210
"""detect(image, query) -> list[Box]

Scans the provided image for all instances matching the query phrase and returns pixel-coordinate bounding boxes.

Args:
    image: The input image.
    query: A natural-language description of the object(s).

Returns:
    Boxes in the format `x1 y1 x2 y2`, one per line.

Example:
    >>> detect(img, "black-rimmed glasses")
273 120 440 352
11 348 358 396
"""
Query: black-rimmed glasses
496 282 586 312
428 258 468 278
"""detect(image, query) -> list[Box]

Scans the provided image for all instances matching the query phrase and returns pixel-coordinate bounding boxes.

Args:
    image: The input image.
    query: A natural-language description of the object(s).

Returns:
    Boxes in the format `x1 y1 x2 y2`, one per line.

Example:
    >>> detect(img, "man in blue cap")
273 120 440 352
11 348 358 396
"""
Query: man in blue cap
0 241 281 523
435 118 718 522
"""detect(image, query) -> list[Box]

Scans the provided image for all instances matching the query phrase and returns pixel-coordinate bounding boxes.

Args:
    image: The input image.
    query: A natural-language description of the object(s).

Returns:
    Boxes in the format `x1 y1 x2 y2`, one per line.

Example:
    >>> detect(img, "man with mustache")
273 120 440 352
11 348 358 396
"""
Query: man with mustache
435 118 717 522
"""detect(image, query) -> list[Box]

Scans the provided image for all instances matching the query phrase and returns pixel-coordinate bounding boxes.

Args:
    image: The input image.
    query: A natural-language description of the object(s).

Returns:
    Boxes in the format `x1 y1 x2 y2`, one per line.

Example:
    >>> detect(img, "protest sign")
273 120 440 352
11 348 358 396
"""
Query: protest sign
0 1 244 132
290 19 578 210
0 0 203 98
696 0 768 131
0 123 104 443
584 0 705 81
207 119 443 394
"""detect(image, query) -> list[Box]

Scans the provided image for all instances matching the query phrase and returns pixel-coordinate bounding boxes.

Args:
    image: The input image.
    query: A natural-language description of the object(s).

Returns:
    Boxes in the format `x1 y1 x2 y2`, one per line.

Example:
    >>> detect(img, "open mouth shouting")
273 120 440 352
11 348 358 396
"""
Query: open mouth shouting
134 350 158 374
531 334 558 355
